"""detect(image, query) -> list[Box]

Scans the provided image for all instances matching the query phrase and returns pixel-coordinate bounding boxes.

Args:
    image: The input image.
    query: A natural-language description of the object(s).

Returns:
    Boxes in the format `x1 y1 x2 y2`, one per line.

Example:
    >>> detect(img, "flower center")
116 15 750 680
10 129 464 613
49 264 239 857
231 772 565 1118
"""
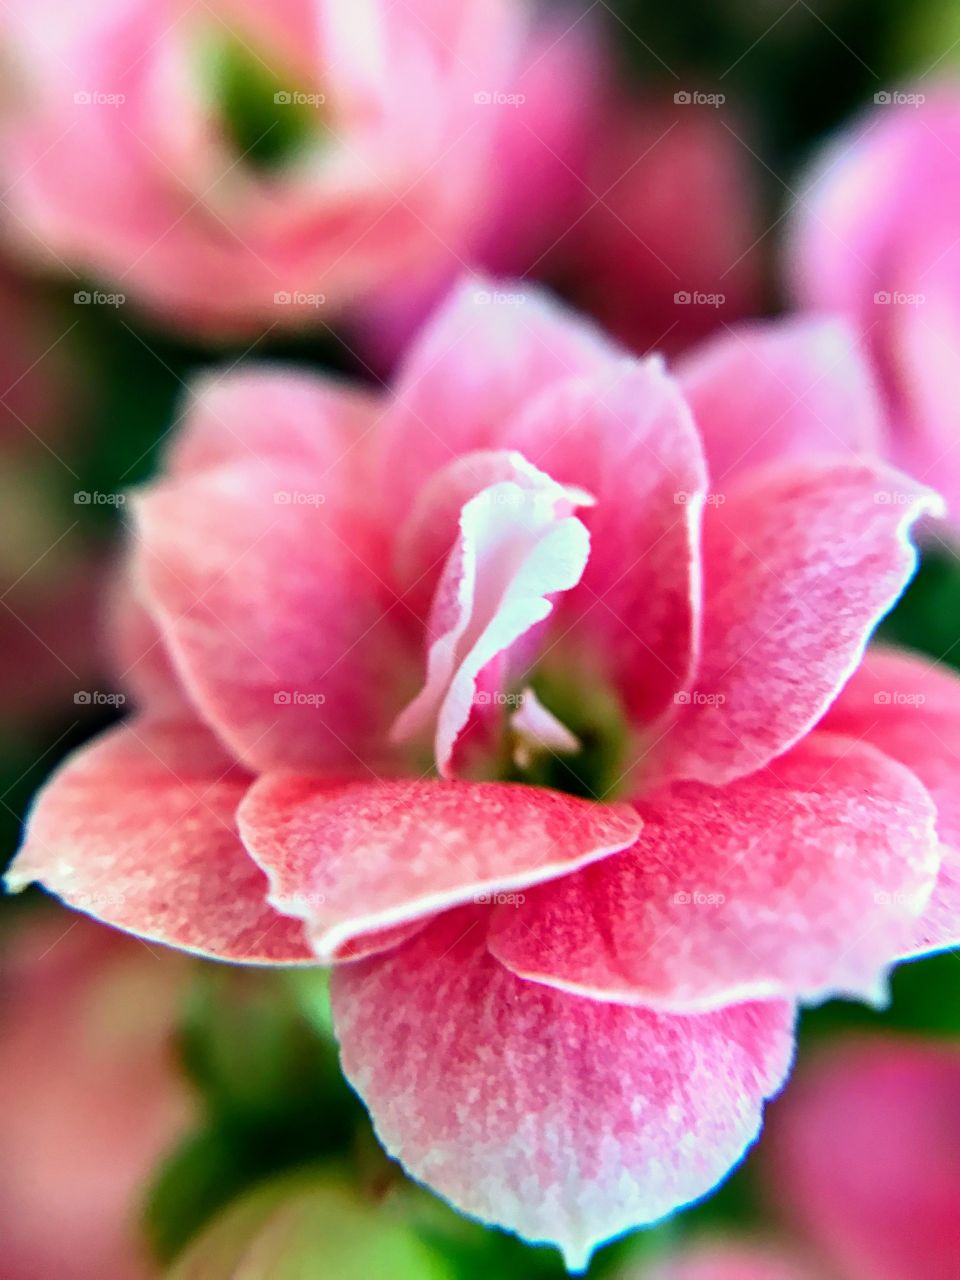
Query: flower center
502 665 632 802
204 36 324 171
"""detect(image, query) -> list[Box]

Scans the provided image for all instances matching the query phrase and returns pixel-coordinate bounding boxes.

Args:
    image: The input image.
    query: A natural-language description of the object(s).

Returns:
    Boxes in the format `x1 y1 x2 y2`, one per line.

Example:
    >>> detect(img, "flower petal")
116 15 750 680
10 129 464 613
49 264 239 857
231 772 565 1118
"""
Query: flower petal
168 365 381 480
237 777 641 961
661 459 943 785
391 453 592 774
377 276 616 522
489 734 939 1010
332 909 795 1271
677 315 884 484
133 460 415 774
504 357 707 728
4 718 312 963
820 645 960 957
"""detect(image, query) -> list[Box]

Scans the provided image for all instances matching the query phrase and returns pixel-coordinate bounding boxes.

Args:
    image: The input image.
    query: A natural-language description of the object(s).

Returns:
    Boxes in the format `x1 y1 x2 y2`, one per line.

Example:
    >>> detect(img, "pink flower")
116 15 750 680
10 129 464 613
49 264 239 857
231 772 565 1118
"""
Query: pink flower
789 85 960 516
0 909 192 1279
0 0 546 332
767 1036 960 1280
8 280 959 1267
648 1037 960 1280
563 96 762 357
361 88 764 373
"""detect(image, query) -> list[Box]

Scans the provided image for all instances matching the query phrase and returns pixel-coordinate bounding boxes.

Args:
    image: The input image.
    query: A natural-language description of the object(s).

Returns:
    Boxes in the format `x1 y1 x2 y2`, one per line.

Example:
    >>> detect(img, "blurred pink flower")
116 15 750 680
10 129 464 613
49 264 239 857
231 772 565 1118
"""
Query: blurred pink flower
359 87 762 373
563 96 763 357
0 0 592 334
651 1037 960 1280
789 85 960 517
768 1036 960 1280
7 280 959 1267
0 909 192 1279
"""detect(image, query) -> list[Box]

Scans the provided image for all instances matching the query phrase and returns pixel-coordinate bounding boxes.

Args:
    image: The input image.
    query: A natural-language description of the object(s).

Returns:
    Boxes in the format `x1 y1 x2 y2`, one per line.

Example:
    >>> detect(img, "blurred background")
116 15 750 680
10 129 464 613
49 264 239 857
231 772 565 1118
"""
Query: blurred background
1 0 959 1276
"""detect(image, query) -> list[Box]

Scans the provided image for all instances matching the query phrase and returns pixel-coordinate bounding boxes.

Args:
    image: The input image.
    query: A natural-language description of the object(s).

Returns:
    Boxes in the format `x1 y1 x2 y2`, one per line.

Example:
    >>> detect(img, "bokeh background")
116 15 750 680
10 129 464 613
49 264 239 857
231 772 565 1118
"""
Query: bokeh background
2 0 959 1276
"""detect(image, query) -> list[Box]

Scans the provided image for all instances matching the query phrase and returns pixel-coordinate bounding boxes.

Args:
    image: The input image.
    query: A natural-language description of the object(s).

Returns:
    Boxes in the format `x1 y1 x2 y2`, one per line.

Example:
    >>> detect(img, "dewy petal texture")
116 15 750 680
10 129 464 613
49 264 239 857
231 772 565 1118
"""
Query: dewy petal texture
133 460 414 774
391 453 592 774
238 777 641 960
820 645 960 957
5 719 312 963
332 910 795 1271
662 458 943 785
677 315 884 485
489 734 940 1010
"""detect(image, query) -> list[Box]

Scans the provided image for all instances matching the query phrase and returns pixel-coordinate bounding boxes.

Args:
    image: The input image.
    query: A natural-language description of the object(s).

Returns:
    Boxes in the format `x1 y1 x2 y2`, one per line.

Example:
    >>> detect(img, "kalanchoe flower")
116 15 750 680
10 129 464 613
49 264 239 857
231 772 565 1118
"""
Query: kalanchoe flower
645 1036 960 1280
0 909 192 1280
8 279 960 1268
0 0 586 334
789 85 960 517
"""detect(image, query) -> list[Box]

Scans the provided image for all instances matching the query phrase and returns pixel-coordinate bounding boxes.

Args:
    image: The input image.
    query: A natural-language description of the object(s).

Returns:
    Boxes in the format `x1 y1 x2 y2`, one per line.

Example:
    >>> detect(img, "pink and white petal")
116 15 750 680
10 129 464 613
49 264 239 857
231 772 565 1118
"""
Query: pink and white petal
767 1038 960 1280
237 776 641 961
505 358 708 727
820 645 960 956
168 365 381 483
677 315 885 484
332 910 796 1271
377 276 618 522
392 459 591 774
132 460 416 774
4 718 313 963
490 734 939 1011
660 459 943 786
107 568 195 718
